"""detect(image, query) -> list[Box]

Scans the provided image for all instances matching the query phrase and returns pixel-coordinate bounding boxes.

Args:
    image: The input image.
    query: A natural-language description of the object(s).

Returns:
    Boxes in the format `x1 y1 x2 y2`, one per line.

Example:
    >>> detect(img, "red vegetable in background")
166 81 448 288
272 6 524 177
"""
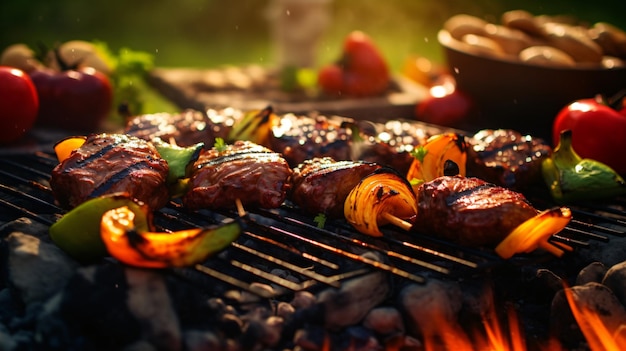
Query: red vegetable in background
0 66 39 144
318 31 390 97
30 65 112 132
414 75 474 129
552 93 626 175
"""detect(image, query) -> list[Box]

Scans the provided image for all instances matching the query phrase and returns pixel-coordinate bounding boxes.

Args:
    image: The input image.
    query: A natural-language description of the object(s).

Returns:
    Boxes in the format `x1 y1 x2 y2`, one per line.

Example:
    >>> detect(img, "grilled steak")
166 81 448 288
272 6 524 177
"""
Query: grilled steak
290 157 382 218
355 120 434 175
467 129 552 190
269 113 353 167
50 133 170 210
124 108 245 147
412 175 538 247
183 140 292 210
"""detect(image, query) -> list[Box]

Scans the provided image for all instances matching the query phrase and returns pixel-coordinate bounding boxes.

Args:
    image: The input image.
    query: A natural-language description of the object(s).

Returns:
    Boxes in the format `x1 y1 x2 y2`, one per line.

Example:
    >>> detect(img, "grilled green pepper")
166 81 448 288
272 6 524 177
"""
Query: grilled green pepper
49 193 147 262
101 204 242 268
542 129 626 203
151 137 203 183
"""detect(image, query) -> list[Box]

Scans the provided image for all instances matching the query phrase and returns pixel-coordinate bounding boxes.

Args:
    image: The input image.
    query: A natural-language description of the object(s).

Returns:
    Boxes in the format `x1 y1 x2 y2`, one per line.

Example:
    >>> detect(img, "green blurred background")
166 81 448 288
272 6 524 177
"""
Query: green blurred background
2 0 625 116
2 0 625 71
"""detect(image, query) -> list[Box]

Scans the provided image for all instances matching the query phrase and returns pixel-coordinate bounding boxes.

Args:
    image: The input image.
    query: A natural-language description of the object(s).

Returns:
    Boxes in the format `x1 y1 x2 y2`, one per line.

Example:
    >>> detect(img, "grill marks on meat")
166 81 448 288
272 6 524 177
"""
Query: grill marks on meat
123 107 444 175
50 134 170 210
269 113 353 167
183 140 292 210
124 108 245 147
413 175 538 247
290 157 382 218
355 119 433 175
467 129 552 190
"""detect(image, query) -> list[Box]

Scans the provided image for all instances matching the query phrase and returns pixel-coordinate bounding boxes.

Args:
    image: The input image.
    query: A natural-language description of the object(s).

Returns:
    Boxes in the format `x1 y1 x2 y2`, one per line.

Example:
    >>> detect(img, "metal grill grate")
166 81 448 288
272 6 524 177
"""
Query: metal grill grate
1 151 625 299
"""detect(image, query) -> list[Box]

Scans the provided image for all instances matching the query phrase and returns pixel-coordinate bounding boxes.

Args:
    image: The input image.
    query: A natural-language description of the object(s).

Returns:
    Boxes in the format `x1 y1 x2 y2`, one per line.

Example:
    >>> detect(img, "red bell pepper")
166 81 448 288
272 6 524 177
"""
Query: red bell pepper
552 92 626 175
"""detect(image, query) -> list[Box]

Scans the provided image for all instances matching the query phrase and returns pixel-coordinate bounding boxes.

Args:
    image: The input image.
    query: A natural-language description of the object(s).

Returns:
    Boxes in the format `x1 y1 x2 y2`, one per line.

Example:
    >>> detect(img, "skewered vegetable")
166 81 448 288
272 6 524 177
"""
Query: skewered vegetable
227 105 277 147
100 204 242 268
495 207 572 259
151 137 203 184
344 168 417 237
53 136 86 162
406 132 468 191
542 129 626 203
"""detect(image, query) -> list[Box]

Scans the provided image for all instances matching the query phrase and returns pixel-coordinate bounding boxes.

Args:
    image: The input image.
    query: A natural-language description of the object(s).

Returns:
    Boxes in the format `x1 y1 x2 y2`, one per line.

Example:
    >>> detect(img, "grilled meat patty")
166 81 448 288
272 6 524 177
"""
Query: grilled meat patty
124 108 245 147
290 157 382 218
50 133 170 210
355 119 434 175
183 140 292 210
269 113 353 168
413 175 538 247
467 129 552 190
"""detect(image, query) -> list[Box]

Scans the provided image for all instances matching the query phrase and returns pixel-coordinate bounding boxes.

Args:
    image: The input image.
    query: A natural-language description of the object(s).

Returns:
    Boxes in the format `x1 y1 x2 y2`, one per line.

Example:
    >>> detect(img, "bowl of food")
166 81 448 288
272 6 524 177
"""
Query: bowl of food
437 10 626 141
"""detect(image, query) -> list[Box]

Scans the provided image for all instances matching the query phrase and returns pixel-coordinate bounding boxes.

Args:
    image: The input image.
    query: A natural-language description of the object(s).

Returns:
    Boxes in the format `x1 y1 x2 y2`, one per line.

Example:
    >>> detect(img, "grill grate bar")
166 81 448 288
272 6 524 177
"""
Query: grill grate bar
255 207 476 272
241 231 339 270
3 152 626 297
268 225 426 284
193 264 276 299
229 259 311 292
569 219 624 236
230 241 342 288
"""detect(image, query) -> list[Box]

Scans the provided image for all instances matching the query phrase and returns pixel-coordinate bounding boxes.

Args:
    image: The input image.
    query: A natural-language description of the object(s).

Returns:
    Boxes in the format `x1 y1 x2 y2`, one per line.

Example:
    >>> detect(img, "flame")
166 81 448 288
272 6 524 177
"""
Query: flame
563 286 626 351
420 288 535 351
416 284 626 351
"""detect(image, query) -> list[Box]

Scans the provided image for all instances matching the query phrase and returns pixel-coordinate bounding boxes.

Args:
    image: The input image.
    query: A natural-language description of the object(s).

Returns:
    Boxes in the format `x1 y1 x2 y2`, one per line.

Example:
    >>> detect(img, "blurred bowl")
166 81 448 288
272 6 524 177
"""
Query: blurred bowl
438 29 626 141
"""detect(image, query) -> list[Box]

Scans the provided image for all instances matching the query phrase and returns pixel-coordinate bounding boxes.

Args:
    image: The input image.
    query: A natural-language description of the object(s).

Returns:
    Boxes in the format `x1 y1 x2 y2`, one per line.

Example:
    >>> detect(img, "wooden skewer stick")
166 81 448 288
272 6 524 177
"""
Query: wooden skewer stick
235 198 246 218
382 212 413 231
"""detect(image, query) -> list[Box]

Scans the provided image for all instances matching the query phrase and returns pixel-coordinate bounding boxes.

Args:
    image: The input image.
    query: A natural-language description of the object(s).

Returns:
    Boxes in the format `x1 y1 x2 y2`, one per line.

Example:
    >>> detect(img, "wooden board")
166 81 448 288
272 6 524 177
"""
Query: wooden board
146 65 428 122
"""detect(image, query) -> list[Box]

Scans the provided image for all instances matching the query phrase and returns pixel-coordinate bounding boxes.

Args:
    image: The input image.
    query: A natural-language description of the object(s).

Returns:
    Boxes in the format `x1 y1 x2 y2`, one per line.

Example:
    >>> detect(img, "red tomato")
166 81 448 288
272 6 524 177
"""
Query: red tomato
552 96 626 175
0 66 39 144
30 66 112 132
318 31 390 97
415 76 474 128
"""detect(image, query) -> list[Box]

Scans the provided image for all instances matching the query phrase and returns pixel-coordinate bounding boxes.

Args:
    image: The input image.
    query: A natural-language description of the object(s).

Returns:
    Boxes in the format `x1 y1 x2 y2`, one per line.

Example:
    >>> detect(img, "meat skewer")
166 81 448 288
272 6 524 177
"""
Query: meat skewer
182 140 293 211
290 157 382 218
411 175 572 257
124 107 247 148
466 129 552 190
50 133 171 210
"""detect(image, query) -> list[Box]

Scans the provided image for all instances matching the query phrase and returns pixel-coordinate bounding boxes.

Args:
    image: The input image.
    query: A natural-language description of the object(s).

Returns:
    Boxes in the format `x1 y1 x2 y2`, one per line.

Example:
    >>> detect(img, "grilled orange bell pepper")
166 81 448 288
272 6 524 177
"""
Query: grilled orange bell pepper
54 136 86 162
406 133 468 192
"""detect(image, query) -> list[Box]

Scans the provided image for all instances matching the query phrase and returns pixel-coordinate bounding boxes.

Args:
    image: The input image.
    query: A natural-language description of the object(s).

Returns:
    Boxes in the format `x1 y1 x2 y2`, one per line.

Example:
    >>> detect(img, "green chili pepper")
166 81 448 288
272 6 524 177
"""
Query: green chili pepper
542 129 626 204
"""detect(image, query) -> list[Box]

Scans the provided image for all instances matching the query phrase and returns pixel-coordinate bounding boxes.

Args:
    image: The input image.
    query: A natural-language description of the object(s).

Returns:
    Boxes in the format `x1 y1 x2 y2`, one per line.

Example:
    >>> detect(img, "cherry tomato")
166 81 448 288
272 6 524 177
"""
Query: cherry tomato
30 66 112 132
552 95 626 175
0 66 39 144
318 31 390 97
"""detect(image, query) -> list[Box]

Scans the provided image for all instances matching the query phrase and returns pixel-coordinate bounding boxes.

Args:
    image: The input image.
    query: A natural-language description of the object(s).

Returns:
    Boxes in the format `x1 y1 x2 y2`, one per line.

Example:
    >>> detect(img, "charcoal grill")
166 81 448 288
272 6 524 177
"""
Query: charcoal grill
1 148 625 301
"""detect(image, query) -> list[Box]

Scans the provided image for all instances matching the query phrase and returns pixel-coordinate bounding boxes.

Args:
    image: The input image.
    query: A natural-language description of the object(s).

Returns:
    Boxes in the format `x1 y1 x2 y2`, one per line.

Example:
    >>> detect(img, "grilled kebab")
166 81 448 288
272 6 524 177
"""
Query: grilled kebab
49 133 170 210
183 140 292 210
